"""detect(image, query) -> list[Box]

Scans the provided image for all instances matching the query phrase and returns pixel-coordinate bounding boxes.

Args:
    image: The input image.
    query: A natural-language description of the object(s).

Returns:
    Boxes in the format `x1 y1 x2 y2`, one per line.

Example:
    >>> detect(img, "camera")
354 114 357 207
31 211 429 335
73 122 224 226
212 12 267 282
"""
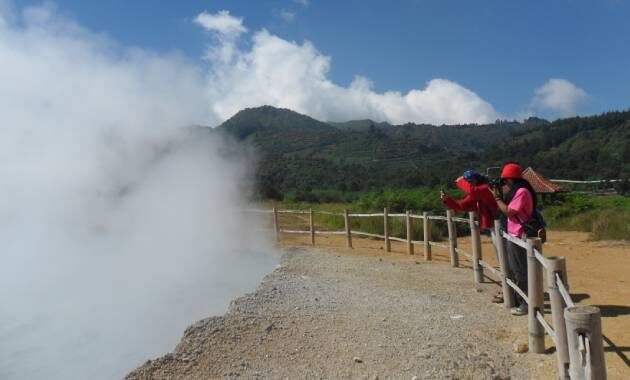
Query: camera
489 177 504 189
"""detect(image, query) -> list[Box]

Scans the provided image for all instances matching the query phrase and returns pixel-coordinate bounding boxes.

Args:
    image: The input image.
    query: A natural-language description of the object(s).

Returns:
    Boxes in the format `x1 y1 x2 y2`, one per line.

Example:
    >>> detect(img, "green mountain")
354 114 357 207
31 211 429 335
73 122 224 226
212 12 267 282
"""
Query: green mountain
215 106 630 199
485 111 630 179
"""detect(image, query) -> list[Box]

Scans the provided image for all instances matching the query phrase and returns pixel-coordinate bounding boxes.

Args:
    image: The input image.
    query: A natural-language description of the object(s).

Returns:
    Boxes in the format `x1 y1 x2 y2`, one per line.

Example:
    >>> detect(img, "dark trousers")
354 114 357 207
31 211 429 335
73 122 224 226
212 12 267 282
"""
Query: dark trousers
506 240 528 307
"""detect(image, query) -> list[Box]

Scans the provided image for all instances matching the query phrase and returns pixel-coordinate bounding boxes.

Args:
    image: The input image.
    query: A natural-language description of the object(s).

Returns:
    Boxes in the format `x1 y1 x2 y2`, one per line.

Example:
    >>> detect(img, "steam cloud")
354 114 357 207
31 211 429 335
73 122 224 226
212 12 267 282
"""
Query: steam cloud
0 3 275 379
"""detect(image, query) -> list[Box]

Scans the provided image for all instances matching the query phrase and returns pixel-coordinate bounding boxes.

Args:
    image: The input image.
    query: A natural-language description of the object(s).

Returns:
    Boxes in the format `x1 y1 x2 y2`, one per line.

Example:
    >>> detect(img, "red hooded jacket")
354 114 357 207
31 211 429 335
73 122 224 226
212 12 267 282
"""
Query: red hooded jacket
442 177 498 231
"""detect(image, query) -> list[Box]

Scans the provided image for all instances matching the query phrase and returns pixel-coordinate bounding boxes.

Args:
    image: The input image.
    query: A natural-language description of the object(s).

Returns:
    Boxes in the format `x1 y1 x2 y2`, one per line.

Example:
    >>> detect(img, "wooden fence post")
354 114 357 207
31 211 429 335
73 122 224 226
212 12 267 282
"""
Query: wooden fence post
565 306 607 380
469 211 483 283
384 207 391 252
423 212 432 260
446 210 458 267
406 210 414 255
309 208 315 246
560 263 570 291
273 207 280 242
494 219 514 309
547 256 570 379
526 238 545 354
344 209 352 248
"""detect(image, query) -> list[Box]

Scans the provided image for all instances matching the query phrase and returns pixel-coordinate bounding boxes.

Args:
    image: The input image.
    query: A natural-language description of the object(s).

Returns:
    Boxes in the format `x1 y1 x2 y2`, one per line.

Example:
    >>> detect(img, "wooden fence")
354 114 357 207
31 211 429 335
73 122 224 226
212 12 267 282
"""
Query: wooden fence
247 207 607 379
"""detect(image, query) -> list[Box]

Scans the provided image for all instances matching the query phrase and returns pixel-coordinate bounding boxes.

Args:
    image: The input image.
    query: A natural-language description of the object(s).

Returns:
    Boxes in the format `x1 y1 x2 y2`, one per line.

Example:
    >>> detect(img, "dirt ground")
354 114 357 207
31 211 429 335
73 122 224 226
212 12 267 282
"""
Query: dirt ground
127 227 628 379
537 231 629 378
129 243 551 379
278 229 629 378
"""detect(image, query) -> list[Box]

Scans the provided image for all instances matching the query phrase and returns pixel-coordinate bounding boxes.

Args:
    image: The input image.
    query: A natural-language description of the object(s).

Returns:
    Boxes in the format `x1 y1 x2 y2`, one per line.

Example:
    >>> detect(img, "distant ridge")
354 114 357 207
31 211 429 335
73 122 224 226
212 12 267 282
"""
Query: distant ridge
328 119 392 131
485 110 630 179
217 105 334 139
214 105 630 197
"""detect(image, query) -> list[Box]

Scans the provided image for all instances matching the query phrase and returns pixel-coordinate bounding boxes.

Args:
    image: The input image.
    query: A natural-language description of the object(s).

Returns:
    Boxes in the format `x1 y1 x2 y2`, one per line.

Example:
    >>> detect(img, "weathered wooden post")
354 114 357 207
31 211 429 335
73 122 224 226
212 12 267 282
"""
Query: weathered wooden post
406 210 414 255
344 209 352 248
383 207 391 252
272 207 280 242
547 256 570 379
560 262 570 290
565 306 607 380
526 238 545 353
423 212 432 260
446 210 458 267
469 211 483 283
309 208 315 246
494 219 514 309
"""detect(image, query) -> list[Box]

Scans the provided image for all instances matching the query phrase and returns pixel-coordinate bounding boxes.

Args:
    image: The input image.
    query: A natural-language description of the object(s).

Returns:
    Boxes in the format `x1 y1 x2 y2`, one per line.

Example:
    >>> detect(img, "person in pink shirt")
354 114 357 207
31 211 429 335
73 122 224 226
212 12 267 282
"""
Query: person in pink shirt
492 162 537 316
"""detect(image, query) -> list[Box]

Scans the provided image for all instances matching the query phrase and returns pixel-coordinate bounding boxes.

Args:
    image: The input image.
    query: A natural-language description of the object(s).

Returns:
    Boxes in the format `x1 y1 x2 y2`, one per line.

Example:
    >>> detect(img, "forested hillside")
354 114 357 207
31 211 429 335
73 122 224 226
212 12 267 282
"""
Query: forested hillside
214 106 630 199
484 111 630 179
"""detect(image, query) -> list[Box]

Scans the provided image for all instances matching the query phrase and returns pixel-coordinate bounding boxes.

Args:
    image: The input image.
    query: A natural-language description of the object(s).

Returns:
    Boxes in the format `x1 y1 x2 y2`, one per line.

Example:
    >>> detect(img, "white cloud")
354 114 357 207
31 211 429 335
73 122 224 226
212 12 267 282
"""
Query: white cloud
532 78 587 117
195 10 247 63
294 0 310 6
0 0 15 26
200 19 500 125
280 9 296 22
194 10 246 37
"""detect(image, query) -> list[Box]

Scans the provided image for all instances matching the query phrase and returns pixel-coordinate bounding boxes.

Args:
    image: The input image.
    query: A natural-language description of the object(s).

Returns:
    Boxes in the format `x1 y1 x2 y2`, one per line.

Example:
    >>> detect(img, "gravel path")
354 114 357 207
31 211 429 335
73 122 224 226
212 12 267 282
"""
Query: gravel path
127 246 549 379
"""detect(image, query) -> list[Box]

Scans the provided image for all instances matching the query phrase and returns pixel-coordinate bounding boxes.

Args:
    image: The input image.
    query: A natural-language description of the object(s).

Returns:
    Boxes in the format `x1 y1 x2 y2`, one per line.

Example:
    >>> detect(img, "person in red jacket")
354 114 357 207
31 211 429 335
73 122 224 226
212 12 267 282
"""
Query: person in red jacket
440 170 498 232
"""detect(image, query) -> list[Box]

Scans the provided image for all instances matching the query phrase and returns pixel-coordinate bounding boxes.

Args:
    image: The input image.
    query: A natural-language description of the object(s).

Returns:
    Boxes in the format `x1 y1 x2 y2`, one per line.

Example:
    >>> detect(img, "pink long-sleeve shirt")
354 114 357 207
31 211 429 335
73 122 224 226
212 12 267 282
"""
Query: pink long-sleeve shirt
507 187 533 238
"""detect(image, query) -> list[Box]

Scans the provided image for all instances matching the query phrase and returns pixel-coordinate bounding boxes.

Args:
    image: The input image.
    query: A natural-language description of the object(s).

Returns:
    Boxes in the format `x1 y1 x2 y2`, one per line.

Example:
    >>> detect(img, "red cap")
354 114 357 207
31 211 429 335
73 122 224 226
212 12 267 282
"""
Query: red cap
501 163 523 179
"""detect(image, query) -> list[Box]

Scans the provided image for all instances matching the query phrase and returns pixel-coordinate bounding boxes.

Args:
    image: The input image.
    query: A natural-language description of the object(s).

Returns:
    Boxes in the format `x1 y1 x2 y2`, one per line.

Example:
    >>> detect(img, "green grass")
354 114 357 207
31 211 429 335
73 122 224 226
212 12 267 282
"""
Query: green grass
547 208 630 240
264 191 630 242
264 190 457 241
352 188 467 240
591 210 630 240
543 194 630 240
353 188 448 213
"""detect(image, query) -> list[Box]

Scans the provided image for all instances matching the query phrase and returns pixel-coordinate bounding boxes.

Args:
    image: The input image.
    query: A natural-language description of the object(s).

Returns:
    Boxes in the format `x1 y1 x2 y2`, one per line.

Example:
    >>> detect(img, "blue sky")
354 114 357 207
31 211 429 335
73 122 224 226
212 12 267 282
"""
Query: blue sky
4 0 630 124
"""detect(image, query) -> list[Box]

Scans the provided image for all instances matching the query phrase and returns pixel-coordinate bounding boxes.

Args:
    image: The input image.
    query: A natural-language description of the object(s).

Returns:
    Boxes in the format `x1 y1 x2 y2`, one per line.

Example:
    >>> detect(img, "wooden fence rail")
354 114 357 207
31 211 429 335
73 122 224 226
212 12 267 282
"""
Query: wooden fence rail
250 207 607 379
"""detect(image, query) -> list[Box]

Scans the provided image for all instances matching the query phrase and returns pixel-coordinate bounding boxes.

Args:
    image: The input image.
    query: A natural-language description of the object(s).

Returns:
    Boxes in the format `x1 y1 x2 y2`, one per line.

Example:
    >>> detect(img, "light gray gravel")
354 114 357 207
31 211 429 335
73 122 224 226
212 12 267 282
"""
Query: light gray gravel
127 246 551 379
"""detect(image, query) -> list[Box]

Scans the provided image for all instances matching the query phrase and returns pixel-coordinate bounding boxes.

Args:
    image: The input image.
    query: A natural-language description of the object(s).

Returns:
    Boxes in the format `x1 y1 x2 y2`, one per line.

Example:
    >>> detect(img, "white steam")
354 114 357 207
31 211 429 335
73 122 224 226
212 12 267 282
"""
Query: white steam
0 3 275 379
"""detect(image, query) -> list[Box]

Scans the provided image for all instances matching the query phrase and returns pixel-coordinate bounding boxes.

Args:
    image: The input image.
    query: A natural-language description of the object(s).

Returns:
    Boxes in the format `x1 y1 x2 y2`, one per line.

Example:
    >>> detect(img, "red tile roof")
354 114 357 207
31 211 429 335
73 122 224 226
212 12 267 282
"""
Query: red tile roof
523 167 567 193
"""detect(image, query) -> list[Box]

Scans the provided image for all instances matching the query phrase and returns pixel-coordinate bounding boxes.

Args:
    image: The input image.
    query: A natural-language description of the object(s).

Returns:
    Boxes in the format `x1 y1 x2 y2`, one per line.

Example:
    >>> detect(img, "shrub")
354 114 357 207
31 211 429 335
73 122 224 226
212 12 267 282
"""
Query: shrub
591 209 630 240
543 194 630 240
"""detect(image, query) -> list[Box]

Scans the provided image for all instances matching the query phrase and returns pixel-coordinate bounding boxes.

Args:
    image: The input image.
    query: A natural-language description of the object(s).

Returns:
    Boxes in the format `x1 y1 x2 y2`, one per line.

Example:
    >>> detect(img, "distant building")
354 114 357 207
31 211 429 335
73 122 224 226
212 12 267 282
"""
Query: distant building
522 167 567 194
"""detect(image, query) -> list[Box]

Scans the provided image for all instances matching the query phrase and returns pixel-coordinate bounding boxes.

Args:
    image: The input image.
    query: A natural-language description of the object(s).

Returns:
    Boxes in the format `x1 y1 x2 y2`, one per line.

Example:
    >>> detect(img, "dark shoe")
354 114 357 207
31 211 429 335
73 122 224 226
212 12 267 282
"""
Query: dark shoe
510 304 528 316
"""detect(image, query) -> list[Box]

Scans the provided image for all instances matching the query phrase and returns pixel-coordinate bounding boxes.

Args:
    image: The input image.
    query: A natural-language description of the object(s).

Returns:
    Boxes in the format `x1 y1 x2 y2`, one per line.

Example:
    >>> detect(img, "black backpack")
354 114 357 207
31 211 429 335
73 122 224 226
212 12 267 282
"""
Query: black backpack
517 209 547 243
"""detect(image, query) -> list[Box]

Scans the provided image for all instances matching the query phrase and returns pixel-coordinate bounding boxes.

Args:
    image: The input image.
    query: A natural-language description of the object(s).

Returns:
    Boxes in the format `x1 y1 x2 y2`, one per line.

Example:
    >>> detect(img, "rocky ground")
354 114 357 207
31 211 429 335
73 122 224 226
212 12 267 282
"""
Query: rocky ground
127 245 551 379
